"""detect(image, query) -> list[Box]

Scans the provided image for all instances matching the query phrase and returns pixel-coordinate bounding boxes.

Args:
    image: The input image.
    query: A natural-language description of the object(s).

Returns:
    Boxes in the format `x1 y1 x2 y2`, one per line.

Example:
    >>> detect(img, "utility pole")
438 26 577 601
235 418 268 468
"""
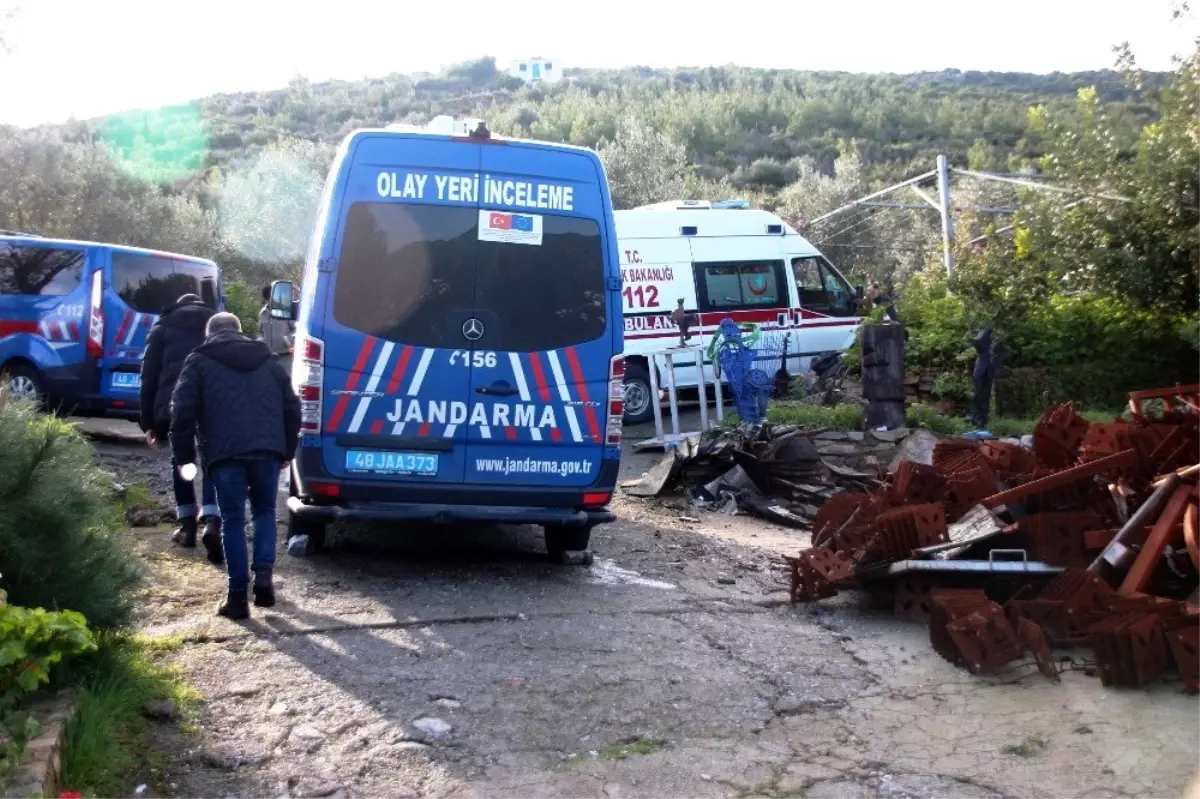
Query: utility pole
936 154 954 276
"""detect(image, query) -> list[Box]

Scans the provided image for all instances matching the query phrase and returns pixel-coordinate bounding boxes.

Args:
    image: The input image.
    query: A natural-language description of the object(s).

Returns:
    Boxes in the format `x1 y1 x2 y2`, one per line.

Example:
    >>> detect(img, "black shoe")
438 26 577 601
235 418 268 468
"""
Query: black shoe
217 589 249 620
253 570 275 607
171 517 198 548
201 517 224 565
253 583 276 608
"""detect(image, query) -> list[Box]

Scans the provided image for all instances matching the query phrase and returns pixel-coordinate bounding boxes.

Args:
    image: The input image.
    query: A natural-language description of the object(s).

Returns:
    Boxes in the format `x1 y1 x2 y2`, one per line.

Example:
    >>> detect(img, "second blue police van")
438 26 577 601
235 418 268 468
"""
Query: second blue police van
0 233 220 417
269 117 625 559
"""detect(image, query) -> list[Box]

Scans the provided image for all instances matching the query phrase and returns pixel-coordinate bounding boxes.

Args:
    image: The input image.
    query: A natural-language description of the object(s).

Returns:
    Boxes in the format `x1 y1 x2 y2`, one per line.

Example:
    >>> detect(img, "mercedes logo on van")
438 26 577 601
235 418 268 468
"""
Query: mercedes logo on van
461 318 485 341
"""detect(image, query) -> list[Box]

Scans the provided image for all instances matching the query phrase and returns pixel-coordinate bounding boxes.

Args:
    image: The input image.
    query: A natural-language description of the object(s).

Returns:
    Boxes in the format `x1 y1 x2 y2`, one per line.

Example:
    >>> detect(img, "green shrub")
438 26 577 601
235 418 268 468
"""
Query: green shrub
897 273 1198 415
931 372 974 402
0 602 95 783
0 603 95 709
0 392 141 629
223 279 261 337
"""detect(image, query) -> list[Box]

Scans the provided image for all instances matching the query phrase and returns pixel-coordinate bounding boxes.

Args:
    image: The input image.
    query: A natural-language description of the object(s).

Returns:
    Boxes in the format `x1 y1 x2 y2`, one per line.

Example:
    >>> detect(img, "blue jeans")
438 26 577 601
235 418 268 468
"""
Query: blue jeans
172 453 218 520
211 458 281 591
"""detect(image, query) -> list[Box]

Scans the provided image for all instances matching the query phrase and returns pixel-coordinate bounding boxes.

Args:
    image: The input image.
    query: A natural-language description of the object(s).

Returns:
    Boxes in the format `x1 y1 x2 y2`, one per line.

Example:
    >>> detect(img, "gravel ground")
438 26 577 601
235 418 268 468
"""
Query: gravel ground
80 417 1199 799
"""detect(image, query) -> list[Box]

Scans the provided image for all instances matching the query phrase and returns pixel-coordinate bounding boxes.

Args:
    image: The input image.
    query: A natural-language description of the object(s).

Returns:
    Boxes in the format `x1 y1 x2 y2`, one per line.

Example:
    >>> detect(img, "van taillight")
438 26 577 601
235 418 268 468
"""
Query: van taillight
85 270 104 358
295 334 325 433
606 355 625 446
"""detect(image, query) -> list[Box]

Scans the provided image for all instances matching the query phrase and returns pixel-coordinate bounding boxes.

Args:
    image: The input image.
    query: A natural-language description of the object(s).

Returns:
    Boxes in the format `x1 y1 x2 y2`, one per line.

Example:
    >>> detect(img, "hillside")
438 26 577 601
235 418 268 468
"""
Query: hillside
56 57 1161 191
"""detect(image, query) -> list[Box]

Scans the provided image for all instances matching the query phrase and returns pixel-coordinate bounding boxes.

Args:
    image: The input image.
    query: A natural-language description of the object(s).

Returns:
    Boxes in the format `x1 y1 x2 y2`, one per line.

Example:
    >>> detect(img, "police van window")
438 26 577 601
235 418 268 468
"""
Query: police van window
333 203 477 349
0 245 83 296
792 256 855 317
112 252 218 312
475 215 605 351
695 261 784 312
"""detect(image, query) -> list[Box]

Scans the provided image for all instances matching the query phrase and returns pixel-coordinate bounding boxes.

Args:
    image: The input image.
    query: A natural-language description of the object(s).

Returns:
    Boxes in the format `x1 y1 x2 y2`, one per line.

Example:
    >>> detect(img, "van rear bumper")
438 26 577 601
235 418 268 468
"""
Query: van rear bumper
287 496 613 527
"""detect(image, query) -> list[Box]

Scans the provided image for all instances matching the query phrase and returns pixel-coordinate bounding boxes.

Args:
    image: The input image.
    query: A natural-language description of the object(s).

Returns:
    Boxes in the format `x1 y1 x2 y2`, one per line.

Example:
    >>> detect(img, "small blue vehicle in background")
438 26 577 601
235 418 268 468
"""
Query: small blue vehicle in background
0 231 221 418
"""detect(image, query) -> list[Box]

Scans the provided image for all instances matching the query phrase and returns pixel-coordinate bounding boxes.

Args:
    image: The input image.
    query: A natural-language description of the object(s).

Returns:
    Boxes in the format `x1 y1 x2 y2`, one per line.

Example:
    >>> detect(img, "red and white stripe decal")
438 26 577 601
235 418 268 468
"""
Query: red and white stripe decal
346 341 394 434
385 346 415 437
56 321 69 340
565 346 602 443
545 351 583 443
509 352 541 441
325 338 376 432
68 322 80 341
38 321 51 338
111 311 133 352
123 313 143 346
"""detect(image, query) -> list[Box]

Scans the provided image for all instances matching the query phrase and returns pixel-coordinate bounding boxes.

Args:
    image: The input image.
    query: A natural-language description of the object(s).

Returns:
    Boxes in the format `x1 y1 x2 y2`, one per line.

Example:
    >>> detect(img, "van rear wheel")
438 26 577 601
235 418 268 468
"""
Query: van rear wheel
622 363 655 425
544 525 591 562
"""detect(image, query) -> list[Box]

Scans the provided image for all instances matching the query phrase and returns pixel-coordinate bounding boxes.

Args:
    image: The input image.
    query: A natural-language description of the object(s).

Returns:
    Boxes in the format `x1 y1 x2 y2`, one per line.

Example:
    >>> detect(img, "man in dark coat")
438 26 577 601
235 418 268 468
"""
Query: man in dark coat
139 293 219 552
170 312 301 619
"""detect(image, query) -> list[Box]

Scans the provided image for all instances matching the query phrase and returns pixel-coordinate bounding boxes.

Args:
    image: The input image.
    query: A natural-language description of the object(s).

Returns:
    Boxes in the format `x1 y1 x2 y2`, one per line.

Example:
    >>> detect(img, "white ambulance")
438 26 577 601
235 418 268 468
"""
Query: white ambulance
615 200 864 424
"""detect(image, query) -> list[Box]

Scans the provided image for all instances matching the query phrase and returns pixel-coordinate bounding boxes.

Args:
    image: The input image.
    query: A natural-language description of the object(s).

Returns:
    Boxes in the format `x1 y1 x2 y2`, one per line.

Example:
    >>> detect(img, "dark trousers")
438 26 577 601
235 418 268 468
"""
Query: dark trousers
171 453 218 520
211 458 281 591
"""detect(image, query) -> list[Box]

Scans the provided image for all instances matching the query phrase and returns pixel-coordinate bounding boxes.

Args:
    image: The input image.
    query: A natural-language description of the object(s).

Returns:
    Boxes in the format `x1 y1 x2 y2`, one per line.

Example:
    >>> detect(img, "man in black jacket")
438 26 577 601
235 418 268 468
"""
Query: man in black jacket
170 312 301 619
139 294 220 552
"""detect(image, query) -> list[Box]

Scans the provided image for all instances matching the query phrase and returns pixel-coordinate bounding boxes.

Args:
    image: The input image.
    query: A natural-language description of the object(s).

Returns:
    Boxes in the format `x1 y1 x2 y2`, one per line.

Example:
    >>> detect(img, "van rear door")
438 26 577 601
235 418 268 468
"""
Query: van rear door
106 251 218 403
317 135 480 485
464 144 613 487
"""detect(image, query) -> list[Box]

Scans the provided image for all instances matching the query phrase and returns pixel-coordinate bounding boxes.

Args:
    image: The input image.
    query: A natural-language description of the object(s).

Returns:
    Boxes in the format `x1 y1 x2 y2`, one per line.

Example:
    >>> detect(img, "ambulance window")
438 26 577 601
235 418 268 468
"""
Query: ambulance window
792 256 855 317
695 261 784 311
475 215 605 351
333 203 478 348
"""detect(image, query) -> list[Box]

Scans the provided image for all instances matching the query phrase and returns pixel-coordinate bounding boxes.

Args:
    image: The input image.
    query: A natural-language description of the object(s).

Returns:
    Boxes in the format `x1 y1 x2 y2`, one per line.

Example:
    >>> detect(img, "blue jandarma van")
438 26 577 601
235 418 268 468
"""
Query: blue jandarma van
269 117 625 559
0 233 220 416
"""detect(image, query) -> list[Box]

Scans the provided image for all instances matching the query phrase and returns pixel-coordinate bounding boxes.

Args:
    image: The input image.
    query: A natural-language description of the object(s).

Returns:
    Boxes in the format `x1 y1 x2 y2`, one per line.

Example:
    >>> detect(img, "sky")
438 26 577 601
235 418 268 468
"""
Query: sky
0 0 1195 127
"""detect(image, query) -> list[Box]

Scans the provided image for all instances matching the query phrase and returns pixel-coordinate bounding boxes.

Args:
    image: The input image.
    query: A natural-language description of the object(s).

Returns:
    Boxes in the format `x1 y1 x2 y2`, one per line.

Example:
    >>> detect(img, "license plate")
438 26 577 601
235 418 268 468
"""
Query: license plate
344 449 438 476
111 372 141 389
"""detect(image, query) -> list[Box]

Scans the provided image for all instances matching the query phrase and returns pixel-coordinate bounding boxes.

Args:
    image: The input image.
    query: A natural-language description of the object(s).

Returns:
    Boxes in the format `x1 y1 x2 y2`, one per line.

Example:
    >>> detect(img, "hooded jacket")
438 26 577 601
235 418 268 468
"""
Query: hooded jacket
139 294 215 435
169 330 301 469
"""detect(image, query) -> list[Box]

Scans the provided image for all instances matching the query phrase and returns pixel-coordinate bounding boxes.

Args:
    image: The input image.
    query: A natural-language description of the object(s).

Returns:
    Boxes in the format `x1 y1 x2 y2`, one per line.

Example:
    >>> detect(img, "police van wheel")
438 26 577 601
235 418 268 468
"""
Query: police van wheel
4 364 45 408
544 525 590 562
622 363 655 425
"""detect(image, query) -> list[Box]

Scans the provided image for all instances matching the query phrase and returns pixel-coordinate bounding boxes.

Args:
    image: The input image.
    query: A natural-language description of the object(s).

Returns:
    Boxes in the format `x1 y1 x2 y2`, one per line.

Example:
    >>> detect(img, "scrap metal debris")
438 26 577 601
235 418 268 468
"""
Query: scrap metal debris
777 384 1200 695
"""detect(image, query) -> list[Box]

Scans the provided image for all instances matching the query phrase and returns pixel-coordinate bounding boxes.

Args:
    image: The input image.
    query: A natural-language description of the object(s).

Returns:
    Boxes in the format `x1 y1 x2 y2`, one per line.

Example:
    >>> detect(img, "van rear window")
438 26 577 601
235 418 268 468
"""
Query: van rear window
111 252 218 312
334 203 606 351
0 245 83 296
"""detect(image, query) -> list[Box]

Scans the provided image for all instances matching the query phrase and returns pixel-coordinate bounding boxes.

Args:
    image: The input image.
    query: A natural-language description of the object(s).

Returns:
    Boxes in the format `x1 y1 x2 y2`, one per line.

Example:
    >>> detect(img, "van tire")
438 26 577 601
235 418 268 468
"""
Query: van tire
288 512 327 554
544 525 590 561
622 362 655 425
3 364 45 408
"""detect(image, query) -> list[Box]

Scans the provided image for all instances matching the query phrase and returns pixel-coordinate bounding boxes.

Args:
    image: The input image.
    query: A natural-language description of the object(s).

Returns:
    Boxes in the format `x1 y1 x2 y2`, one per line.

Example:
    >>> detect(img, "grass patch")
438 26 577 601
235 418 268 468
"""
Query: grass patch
596 737 668 759
1001 734 1048 757
119 483 157 513
766 403 866 431
55 635 200 797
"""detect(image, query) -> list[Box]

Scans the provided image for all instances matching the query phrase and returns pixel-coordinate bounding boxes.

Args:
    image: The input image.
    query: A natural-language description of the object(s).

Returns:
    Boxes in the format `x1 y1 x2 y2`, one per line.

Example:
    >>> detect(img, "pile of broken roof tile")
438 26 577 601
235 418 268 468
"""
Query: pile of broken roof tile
784 384 1200 693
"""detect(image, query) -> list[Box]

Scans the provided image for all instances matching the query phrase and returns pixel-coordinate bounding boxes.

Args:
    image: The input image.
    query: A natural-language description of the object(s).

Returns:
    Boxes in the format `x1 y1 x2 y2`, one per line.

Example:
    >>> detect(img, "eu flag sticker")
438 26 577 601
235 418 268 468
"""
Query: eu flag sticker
479 210 543 246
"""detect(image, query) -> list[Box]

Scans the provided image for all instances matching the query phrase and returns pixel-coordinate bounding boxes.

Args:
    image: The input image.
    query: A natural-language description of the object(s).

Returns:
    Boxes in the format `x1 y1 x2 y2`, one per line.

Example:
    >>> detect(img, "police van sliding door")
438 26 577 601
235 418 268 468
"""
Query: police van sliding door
464 144 611 487
317 136 482 485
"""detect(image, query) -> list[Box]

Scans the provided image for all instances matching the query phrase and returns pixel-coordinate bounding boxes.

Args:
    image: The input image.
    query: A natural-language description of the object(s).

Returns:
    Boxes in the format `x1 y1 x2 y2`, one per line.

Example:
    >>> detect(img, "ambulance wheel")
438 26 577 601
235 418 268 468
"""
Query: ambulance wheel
622 363 655 425
288 512 327 554
4 363 45 408
544 525 591 562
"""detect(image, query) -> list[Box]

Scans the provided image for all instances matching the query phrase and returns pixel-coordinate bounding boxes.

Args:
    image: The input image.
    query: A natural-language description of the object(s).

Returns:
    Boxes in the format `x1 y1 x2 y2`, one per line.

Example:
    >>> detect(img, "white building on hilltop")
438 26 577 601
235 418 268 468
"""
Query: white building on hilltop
508 57 562 85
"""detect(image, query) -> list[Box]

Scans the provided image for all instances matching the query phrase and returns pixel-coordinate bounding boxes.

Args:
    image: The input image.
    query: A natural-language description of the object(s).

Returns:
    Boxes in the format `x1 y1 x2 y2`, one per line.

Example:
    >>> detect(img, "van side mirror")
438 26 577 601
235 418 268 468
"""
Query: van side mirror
270 280 296 321
855 284 865 299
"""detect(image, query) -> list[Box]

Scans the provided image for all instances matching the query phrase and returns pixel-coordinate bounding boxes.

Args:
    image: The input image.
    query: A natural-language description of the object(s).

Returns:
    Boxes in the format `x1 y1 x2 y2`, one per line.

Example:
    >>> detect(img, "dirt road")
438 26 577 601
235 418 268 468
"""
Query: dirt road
80 418 1198 798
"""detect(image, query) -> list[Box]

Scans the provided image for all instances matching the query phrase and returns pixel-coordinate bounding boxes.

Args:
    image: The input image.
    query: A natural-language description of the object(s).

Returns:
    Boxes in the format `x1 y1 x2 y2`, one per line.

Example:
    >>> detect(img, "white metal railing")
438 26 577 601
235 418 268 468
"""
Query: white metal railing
640 344 725 448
